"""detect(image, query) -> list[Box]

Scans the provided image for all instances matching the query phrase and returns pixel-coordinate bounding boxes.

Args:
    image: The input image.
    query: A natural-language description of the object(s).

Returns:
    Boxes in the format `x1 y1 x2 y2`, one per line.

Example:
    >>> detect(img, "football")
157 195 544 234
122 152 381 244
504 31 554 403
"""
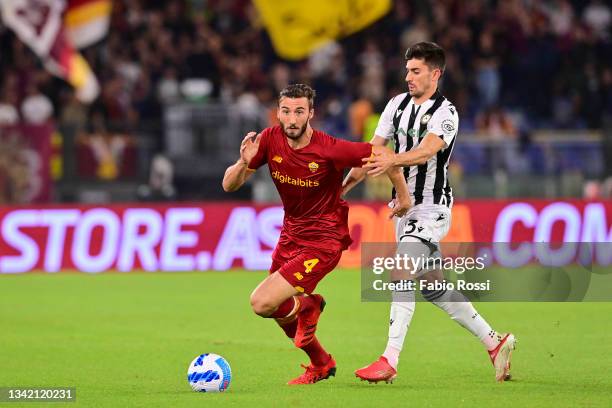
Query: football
187 353 232 392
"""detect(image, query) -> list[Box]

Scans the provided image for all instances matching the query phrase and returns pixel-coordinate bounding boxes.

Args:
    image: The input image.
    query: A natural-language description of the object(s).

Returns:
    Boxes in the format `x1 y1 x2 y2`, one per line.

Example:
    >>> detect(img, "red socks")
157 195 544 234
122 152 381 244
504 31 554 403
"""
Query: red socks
277 317 298 338
297 295 316 312
272 296 300 338
270 297 299 319
270 294 317 320
271 295 329 367
301 337 330 366
276 319 329 366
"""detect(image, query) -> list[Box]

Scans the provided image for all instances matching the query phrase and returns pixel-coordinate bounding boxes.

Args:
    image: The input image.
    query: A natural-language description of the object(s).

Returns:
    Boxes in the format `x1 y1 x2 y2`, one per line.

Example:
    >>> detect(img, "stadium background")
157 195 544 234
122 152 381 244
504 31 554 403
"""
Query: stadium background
0 1 611 407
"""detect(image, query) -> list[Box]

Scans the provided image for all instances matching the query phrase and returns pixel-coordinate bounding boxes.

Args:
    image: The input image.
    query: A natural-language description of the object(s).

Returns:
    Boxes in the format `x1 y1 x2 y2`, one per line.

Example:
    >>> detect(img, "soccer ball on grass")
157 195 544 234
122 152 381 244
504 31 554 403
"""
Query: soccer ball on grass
187 353 231 392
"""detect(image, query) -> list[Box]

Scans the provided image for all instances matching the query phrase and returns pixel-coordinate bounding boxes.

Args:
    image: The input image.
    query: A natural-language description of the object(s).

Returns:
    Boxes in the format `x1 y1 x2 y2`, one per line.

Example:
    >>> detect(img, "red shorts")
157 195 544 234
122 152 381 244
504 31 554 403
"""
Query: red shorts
270 241 342 294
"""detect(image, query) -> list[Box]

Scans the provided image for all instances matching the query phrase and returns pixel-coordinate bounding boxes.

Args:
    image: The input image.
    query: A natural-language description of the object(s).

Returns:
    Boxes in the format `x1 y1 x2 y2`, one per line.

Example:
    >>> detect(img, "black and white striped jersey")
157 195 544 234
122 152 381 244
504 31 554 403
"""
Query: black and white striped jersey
375 90 458 207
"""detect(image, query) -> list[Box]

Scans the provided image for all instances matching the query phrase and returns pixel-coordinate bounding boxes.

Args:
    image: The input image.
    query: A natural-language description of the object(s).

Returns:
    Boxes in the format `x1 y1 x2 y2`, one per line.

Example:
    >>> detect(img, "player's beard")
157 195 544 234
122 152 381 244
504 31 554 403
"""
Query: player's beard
409 88 422 98
282 121 308 140
409 78 432 98
409 84 425 98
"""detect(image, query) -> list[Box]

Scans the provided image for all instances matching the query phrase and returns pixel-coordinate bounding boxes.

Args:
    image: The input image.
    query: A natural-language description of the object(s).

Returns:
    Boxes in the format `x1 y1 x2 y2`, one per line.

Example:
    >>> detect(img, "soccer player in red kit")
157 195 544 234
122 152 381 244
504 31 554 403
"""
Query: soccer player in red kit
222 84 410 385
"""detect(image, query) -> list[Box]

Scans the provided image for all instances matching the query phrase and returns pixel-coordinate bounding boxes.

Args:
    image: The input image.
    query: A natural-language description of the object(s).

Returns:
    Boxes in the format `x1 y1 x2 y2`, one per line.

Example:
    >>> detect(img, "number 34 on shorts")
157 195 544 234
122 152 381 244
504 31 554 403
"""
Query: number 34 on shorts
272 244 343 294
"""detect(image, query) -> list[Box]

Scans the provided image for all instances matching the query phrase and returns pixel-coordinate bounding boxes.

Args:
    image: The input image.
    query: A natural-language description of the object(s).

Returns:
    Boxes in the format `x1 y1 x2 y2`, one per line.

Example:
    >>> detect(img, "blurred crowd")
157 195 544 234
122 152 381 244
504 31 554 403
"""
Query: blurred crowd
0 0 611 140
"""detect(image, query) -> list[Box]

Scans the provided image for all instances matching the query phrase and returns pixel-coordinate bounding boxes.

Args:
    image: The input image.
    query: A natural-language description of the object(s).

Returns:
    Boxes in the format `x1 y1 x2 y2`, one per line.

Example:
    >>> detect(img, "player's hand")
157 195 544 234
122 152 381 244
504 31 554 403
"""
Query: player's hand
388 197 411 219
240 132 261 165
363 149 396 177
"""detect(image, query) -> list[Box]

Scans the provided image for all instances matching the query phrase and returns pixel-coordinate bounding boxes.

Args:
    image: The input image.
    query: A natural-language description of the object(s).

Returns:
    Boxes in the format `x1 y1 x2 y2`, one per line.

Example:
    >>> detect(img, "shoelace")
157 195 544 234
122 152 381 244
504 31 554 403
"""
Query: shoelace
299 364 322 381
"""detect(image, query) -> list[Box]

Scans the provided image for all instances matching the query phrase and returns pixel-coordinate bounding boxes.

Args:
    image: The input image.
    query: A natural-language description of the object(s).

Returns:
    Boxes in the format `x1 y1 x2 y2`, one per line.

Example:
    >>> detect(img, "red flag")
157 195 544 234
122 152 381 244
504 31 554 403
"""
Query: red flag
0 0 100 103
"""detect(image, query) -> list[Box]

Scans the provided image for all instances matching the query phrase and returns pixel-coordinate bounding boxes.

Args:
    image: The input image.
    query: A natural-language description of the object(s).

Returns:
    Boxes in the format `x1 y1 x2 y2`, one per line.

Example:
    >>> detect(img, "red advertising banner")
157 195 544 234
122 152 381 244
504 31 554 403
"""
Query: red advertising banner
0 200 610 273
0 124 53 204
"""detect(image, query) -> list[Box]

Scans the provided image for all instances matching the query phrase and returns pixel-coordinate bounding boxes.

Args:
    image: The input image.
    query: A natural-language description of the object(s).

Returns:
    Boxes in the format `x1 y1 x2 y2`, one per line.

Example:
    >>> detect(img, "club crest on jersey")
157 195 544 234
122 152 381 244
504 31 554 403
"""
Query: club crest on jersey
272 155 283 163
308 161 319 173
421 113 432 125
442 119 455 134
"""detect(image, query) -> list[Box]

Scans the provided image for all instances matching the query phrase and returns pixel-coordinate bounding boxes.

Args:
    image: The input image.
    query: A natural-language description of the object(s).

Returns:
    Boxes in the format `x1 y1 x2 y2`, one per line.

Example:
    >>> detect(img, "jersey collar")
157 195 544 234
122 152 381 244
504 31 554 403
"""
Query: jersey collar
412 89 441 107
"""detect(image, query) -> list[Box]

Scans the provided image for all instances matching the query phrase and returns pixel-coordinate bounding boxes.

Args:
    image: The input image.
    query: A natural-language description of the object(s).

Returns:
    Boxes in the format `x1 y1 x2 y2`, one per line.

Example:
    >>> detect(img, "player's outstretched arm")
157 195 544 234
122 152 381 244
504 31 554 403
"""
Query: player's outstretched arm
363 133 446 177
394 133 446 167
341 135 387 196
222 132 261 192
368 145 411 218
385 162 411 219
341 167 367 197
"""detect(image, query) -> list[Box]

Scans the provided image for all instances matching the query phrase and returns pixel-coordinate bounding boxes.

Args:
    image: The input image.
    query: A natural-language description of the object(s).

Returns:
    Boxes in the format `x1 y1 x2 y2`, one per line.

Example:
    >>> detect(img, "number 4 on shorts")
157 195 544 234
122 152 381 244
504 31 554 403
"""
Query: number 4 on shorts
303 258 319 273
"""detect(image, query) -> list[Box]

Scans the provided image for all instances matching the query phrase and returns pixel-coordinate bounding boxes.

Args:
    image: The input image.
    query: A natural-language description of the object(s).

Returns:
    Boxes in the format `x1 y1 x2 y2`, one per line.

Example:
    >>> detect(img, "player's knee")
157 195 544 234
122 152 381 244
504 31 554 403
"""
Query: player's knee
249 294 274 317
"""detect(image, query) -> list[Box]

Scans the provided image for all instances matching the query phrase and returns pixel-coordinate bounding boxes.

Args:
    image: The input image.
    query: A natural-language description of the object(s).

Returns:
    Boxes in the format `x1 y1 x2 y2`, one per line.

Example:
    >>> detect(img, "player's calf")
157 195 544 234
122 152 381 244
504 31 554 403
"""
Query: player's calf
294 294 326 347
420 276 517 382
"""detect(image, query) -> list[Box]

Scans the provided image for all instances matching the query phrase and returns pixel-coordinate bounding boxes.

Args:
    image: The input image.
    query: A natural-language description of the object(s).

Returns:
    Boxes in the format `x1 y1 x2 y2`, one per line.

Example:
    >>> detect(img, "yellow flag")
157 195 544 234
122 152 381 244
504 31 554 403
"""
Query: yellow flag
254 0 391 60
65 0 112 49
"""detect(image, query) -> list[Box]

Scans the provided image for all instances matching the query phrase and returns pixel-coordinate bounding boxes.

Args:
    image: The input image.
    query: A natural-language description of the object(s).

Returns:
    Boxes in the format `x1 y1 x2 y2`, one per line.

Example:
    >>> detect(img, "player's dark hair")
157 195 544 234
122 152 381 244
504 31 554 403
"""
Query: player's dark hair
279 84 316 109
405 42 446 74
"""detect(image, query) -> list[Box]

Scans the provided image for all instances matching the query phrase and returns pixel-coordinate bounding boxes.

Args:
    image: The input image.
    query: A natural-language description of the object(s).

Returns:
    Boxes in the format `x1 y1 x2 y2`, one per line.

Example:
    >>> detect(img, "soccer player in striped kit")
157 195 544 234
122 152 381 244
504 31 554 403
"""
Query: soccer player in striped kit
343 42 516 383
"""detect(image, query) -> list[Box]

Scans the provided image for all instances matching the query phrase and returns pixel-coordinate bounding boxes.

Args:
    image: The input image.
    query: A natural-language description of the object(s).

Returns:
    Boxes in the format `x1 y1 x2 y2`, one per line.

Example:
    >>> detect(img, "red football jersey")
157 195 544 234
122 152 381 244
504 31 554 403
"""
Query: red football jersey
248 126 372 251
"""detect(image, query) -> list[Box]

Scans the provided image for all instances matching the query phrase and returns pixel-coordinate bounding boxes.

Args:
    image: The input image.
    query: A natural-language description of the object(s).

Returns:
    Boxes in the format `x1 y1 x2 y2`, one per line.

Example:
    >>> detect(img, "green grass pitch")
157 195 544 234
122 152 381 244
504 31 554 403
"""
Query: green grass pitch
1 270 611 407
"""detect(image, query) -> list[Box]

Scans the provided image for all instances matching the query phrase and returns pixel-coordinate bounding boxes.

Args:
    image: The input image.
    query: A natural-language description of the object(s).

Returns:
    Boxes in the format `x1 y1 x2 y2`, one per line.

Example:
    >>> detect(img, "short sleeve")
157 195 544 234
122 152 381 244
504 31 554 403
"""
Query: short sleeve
328 139 373 170
247 128 270 170
427 104 459 147
373 96 400 140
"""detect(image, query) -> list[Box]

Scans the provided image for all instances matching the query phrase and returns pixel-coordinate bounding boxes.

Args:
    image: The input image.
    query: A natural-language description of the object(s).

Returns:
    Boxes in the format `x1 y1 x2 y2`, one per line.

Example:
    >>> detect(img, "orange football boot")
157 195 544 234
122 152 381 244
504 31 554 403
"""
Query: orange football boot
288 355 336 385
488 333 516 382
354 356 397 384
